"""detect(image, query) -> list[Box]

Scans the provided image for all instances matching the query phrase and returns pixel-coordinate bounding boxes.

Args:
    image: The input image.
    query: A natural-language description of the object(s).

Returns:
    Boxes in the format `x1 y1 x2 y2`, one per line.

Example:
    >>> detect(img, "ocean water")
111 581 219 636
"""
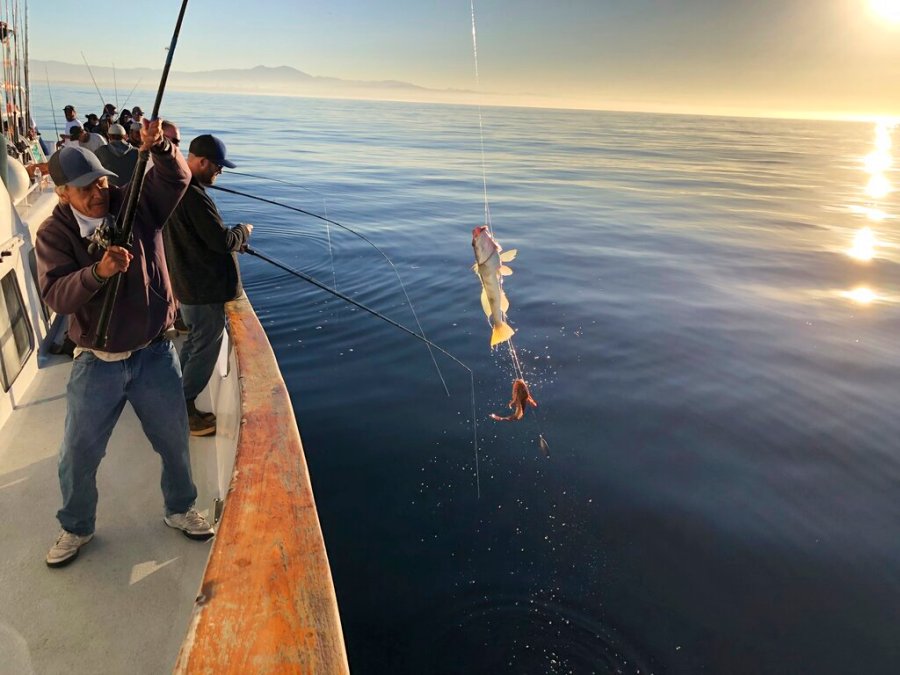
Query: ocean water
33 88 900 673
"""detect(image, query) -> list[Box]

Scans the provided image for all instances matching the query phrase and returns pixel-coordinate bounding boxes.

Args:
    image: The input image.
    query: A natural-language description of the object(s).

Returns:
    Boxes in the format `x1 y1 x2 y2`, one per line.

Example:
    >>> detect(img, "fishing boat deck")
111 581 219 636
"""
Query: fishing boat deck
0 346 227 675
1 175 347 673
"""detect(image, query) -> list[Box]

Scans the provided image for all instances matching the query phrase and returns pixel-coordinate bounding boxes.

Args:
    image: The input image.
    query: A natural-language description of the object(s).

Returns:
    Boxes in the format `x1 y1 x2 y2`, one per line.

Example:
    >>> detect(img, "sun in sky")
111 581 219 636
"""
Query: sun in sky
871 0 900 23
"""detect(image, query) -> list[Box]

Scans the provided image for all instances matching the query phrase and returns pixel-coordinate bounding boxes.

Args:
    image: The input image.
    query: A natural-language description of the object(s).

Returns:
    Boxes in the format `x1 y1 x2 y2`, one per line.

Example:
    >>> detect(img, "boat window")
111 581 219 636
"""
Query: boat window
0 270 34 392
27 248 51 324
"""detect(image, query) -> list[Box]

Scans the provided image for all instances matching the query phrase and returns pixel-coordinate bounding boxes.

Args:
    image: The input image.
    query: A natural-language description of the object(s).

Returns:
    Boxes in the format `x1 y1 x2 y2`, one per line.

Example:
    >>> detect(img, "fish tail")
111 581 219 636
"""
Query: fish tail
490 321 515 347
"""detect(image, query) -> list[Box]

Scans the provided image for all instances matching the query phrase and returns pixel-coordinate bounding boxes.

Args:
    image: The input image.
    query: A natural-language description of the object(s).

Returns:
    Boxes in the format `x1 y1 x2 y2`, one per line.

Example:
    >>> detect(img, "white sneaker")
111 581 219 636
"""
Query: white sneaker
164 509 215 540
46 530 94 567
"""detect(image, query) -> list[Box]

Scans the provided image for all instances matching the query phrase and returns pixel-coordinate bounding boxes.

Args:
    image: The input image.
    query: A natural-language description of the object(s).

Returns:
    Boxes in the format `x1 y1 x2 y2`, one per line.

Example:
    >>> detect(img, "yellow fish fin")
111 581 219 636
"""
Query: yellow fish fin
501 290 510 313
491 321 515 347
500 249 517 263
480 287 492 318
500 265 513 276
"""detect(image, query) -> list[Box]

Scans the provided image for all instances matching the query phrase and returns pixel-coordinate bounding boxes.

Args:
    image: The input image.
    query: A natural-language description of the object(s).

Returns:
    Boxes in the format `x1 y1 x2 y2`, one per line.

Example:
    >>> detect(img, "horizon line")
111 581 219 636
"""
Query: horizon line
34 59 894 125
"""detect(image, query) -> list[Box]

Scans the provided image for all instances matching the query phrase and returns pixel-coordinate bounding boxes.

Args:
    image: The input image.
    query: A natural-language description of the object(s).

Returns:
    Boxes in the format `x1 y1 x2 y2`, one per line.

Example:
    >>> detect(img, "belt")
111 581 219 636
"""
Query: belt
73 329 171 362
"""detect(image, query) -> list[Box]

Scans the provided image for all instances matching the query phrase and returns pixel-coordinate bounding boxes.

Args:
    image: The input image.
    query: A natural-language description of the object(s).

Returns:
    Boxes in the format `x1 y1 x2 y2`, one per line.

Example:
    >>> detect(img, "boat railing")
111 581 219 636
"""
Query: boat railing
174 295 349 674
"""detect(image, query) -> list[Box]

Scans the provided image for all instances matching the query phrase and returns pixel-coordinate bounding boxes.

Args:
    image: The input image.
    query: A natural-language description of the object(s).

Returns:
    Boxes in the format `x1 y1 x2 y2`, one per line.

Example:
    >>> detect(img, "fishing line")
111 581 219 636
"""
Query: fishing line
322 193 337 305
222 169 339 297
469 0 492 235
246 246 481 498
470 1 520 378
470 1 549 454
209 183 450 396
80 51 106 111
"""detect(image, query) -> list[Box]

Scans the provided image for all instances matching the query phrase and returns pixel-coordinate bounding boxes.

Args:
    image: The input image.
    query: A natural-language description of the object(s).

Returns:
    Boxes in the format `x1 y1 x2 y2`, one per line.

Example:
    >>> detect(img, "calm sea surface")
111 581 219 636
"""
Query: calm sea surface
34 88 900 673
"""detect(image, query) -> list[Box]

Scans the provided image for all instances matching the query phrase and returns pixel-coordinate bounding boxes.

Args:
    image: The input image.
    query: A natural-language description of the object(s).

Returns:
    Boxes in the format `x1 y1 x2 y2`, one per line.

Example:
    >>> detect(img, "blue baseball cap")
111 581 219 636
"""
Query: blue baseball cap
188 134 236 168
48 146 118 188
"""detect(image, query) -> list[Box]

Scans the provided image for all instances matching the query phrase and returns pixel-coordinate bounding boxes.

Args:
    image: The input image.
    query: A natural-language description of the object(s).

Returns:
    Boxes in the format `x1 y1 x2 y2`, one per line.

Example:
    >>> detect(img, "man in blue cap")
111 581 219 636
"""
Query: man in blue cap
164 134 253 436
36 123 215 568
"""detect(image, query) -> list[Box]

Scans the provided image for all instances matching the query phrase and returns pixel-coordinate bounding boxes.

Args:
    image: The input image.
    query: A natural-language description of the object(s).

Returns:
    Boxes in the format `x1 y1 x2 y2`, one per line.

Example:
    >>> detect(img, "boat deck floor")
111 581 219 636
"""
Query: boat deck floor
0 349 224 675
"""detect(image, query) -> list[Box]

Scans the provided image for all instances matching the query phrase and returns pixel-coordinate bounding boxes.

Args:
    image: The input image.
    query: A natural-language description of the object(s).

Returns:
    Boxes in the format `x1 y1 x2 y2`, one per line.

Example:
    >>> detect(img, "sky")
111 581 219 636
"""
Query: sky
24 0 900 119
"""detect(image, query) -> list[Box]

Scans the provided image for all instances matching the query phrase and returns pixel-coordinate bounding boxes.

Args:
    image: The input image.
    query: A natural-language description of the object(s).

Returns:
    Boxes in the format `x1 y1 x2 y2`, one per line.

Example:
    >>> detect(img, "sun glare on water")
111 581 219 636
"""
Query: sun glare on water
871 0 900 23
848 226 877 261
844 287 878 304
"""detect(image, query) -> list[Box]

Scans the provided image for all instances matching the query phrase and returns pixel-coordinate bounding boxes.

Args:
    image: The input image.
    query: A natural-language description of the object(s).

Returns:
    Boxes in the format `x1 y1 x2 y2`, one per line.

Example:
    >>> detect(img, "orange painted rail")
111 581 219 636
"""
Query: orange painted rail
175 296 349 674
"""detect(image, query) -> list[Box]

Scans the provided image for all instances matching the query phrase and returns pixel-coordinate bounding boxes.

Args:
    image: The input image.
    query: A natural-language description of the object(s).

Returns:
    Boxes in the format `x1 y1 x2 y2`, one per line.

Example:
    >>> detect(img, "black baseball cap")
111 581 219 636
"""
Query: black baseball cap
188 134 236 168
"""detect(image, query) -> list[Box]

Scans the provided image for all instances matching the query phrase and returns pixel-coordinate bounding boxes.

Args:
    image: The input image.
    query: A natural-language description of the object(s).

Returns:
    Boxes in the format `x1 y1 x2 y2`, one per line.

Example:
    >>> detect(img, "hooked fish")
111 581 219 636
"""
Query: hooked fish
472 225 516 347
490 378 538 422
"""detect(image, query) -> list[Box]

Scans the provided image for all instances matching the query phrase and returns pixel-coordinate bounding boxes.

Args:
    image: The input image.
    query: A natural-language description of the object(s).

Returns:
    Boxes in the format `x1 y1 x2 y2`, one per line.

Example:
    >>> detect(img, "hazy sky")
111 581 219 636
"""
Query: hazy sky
25 0 900 118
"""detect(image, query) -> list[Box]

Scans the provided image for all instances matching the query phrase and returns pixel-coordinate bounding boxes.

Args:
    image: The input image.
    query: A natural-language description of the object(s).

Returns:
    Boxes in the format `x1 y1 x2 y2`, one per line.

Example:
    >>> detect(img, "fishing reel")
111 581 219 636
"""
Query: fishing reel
87 215 120 255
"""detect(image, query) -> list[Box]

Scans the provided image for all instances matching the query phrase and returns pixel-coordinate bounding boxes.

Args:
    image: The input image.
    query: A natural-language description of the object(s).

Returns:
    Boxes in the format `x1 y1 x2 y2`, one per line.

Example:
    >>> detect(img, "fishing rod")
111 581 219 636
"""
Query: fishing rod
0 7 20 146
246 246 468 372
112 62 118 109
210 183 450 396
120 77 143 112
223 169 320 194
44 65 58 140
93 0 190 349
245 245 482 497
221 169 339 291
80 51 106 111
23 0 31 140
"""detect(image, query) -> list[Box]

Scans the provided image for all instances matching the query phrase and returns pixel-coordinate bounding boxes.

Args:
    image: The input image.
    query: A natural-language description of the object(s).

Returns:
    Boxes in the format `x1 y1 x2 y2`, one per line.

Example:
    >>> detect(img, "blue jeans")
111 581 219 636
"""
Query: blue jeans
179 303 226 403
57 339 197 535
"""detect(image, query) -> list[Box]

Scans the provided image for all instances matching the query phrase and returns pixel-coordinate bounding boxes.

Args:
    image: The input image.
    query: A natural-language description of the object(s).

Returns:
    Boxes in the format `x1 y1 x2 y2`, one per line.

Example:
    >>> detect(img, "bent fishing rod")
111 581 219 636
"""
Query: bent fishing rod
211 183 450 396
211 184 383 258
244 246 469 374
223 169 320 194
93 0 190 349
245 245 481 496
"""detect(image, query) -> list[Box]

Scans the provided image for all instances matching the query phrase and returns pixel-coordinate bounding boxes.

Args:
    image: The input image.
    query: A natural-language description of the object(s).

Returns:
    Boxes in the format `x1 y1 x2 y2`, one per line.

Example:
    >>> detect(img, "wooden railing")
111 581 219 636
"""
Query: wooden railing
175 296 349 674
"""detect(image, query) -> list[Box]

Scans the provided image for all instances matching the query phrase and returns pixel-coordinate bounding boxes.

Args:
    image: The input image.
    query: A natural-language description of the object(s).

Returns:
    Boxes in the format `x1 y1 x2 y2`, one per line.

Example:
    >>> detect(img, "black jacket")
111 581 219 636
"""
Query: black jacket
95 141 139 187
163 178 250 304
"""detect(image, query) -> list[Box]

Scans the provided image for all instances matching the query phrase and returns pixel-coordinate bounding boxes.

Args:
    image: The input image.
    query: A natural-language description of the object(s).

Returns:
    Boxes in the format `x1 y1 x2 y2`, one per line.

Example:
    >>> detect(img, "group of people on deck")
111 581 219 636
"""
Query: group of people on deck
59 103 158 187
34 105 253 567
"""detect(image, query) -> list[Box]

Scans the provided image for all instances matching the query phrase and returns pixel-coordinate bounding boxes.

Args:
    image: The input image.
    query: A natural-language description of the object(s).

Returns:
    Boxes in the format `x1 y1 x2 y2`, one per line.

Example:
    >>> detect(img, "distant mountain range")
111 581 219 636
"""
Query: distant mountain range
34 60 494 106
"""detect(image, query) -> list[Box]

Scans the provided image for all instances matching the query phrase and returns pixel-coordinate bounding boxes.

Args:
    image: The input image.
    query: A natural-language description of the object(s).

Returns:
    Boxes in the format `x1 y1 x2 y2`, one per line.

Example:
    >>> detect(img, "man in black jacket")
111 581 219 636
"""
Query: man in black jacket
163 134 252 435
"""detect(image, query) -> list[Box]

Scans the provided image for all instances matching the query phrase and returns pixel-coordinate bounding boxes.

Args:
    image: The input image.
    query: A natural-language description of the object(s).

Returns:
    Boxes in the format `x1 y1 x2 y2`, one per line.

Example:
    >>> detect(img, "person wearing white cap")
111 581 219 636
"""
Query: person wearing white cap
35 121 215 568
